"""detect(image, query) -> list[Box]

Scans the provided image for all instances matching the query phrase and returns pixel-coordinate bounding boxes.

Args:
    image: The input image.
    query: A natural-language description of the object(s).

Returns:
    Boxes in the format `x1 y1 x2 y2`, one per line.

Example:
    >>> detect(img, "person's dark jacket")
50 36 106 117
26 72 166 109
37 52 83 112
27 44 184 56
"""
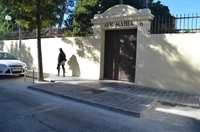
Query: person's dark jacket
58 52 66 64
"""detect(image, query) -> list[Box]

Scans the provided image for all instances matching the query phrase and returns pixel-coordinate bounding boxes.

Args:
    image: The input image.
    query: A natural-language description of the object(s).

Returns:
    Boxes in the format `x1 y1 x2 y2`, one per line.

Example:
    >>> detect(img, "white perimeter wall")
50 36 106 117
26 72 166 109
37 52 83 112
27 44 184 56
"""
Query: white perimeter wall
1 33 200 94
1 37 101 79
135 33 200 94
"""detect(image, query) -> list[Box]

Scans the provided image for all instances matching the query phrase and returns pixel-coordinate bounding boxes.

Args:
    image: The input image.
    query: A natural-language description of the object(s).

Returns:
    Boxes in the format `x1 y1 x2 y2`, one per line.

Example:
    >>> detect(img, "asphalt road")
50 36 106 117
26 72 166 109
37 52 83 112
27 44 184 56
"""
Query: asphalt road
0 76 200 132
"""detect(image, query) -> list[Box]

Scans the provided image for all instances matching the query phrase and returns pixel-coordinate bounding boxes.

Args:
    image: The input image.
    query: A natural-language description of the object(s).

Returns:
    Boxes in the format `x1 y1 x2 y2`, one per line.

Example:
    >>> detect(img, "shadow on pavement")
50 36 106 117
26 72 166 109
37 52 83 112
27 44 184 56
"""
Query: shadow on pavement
0 75 23 80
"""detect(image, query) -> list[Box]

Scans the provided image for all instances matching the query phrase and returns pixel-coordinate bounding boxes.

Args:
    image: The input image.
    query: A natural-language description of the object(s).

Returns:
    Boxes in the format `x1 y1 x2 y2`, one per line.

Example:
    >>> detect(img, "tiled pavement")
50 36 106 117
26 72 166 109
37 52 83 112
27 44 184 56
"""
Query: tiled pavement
28 83 157 118
28 76 200 118
76 81 200 107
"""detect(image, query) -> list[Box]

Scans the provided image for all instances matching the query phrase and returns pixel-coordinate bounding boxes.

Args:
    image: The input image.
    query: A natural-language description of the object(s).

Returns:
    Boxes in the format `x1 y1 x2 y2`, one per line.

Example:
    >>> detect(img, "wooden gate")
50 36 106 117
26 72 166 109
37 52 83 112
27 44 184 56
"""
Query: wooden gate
104 29 137 82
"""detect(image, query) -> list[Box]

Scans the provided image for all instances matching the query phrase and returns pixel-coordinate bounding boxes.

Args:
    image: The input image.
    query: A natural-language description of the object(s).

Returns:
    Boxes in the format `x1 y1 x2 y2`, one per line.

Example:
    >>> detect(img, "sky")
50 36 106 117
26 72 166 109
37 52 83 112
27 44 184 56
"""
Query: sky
155 0 200 15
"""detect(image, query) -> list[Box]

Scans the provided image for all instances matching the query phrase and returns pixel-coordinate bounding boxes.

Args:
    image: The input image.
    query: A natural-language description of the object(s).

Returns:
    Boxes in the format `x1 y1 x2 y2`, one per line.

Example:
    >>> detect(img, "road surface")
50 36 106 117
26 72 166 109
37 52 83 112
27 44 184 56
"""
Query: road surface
0 76 199 132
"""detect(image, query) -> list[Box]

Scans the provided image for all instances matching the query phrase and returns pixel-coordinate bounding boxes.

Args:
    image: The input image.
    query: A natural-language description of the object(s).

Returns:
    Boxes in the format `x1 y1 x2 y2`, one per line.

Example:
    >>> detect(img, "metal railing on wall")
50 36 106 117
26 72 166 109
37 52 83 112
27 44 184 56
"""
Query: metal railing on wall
150 13 200 34
4 28 64 40
4 26 93 40
4 14 200 39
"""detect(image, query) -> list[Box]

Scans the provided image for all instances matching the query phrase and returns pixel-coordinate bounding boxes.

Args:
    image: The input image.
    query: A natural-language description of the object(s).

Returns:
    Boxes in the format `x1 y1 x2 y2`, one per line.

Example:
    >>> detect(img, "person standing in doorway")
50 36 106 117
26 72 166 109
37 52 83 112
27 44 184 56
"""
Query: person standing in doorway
57 48 66 76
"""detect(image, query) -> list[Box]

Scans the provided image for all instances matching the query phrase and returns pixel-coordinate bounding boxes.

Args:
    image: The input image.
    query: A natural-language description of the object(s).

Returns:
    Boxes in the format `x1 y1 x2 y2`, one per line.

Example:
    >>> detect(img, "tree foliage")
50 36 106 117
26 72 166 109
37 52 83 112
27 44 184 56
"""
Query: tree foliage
72 0 99 35
72 0 172 35
0 9 10 40
149 1 171 16
0 0 66 30
0 0 67 81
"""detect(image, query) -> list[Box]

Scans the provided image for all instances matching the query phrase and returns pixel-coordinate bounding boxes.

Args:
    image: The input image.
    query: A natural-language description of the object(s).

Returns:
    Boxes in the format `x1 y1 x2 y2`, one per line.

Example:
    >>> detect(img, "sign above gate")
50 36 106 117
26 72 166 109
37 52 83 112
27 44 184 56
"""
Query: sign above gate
104 21 135 28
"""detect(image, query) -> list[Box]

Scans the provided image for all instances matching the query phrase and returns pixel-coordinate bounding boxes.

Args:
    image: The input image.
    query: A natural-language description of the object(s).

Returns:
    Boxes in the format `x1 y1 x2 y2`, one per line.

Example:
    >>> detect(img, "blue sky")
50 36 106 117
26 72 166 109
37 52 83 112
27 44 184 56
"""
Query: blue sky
156 0 200 15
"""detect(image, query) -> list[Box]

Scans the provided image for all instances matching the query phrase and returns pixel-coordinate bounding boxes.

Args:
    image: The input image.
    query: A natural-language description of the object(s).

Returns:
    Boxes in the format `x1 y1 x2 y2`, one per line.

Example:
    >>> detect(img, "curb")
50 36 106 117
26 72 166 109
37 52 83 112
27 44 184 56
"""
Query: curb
28 85 157 118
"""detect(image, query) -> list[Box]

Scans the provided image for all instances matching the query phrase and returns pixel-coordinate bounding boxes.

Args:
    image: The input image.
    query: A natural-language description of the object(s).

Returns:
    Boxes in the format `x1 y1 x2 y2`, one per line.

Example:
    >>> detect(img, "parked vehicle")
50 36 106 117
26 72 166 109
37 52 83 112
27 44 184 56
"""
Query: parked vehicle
0 51 27 76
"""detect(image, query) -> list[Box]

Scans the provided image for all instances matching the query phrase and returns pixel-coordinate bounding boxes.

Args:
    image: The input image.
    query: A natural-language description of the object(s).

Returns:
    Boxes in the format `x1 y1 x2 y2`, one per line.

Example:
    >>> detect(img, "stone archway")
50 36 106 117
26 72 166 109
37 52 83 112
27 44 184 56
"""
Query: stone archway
91 4 153 82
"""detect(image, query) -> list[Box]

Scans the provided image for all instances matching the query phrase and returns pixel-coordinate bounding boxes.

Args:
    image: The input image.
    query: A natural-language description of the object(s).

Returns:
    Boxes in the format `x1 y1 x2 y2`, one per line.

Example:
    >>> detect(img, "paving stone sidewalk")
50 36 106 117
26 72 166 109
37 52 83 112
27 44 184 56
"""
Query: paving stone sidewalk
28 83 157 118
75 81 200 107
28 79 199 118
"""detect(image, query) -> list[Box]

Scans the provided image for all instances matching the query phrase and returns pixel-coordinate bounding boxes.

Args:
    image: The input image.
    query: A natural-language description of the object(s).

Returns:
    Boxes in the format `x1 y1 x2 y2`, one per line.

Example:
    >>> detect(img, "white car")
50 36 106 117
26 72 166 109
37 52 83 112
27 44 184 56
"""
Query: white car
0 51 27 76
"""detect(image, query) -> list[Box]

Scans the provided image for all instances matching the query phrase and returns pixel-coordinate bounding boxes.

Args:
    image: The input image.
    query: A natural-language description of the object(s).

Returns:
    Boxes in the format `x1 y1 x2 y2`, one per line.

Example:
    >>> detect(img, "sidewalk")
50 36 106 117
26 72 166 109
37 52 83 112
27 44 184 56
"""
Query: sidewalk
28 74 200 118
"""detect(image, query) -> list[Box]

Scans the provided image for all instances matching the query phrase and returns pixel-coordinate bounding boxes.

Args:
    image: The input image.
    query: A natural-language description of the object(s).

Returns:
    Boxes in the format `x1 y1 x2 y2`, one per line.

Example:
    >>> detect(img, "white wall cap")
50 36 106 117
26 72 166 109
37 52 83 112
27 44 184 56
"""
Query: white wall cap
91 4 154 24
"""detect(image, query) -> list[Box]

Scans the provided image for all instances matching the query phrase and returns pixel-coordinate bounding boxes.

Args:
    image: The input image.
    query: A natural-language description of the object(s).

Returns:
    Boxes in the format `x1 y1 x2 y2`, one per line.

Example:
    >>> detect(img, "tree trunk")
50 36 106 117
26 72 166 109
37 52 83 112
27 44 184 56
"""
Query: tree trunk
36 1 44 81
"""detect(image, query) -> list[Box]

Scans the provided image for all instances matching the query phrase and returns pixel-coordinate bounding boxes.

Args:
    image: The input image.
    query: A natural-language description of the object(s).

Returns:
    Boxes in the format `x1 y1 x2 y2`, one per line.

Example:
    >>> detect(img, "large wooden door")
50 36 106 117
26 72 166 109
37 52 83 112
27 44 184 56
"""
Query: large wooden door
104 29 137 82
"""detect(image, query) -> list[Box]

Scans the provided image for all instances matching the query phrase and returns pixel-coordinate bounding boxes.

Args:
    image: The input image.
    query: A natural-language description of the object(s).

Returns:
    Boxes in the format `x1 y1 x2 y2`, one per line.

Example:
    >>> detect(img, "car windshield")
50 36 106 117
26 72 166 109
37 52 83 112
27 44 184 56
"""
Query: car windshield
0 52 17 60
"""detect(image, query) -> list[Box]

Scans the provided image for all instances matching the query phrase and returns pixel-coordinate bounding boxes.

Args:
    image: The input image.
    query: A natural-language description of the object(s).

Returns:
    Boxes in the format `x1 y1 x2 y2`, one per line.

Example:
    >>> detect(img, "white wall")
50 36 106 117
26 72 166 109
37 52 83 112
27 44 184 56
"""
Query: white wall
135 33 200 94
1 33 199 95
1 37 101 79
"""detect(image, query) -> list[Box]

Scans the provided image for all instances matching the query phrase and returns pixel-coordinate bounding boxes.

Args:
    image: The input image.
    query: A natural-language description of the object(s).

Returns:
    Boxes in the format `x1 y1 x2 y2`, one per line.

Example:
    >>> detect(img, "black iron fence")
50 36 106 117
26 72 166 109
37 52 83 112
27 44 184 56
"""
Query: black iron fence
3 26 93 40
150 13 200 34
3 14 200 40
4 27 68 40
